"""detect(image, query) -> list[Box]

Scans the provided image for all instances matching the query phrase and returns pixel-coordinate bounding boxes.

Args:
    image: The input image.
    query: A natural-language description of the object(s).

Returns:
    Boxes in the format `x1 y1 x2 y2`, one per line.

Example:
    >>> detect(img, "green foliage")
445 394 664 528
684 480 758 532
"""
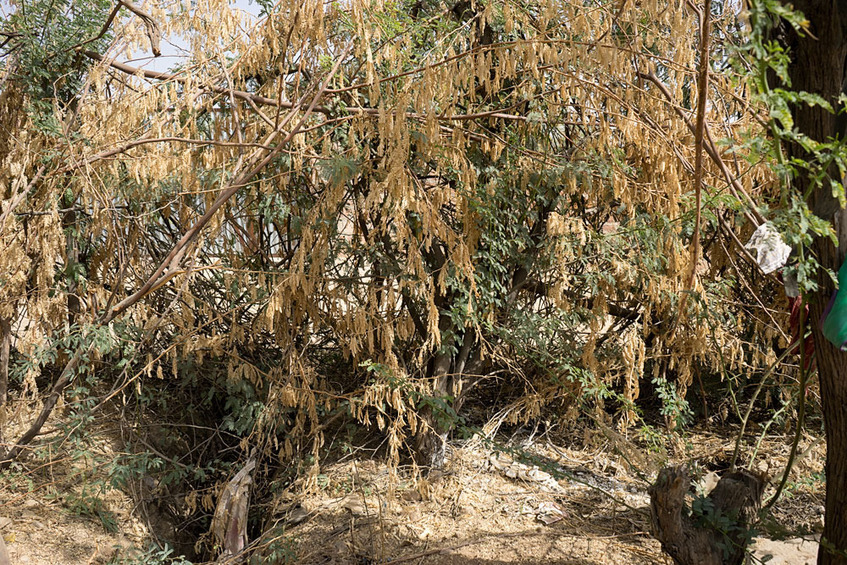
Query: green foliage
249 525 298 565
108 544 193 565
360 360 464 433
739 0 847 292
690 494 757 562
1 0 113 128
58 487 119 533
652 373 693 429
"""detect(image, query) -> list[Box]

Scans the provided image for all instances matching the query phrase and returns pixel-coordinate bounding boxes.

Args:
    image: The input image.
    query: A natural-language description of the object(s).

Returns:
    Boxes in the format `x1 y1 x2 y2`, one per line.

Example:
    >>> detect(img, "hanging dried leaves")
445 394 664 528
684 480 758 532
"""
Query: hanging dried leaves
0 0 785 476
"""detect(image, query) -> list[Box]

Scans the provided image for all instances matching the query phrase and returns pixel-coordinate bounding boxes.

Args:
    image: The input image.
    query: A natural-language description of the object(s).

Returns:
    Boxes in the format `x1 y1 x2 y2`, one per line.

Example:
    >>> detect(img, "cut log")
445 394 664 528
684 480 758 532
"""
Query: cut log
649 465 765 565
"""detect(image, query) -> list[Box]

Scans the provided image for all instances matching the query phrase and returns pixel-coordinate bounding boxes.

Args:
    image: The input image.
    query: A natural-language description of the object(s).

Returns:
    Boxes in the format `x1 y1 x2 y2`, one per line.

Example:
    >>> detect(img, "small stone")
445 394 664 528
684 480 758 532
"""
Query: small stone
341 495 367 517
287 505 310 525
0 517 11 530
333 538 347 554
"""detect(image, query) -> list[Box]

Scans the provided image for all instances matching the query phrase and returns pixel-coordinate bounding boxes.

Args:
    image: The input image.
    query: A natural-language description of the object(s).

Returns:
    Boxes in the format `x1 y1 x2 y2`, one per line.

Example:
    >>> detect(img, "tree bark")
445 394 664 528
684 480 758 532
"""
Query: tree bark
649 465 764 565
810 233 847 565
0 317 10 443
781 1 847 562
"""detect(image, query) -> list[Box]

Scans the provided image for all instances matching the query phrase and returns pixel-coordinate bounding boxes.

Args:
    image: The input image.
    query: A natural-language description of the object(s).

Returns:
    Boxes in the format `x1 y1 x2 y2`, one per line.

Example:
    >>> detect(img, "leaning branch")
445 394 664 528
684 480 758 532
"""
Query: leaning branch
636 70 766 228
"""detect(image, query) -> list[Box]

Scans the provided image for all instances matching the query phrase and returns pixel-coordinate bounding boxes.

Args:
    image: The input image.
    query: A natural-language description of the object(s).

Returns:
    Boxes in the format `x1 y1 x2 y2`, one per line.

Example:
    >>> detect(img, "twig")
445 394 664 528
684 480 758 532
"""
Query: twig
729 345 796 471
764 298 811 511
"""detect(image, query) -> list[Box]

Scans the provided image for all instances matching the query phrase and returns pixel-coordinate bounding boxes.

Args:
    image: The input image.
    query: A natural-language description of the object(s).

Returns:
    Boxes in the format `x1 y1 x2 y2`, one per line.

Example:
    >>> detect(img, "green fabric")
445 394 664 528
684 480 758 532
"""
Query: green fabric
823 260 847 351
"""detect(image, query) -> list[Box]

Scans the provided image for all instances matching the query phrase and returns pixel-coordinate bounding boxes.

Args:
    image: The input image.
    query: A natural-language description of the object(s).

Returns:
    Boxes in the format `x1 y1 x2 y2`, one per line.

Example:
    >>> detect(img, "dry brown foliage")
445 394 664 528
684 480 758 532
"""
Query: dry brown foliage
0 0 795 557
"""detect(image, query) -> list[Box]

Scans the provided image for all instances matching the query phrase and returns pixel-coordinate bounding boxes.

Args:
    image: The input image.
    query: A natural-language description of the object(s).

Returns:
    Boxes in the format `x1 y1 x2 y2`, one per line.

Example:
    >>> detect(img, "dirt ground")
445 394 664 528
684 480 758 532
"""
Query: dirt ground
0 423 826 564
275 431 823 565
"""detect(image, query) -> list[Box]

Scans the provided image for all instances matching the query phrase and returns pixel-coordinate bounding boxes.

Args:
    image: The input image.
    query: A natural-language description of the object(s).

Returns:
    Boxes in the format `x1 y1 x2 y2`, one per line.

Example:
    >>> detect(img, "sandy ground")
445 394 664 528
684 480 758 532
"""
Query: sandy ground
0 426 826 564
270 434 824 565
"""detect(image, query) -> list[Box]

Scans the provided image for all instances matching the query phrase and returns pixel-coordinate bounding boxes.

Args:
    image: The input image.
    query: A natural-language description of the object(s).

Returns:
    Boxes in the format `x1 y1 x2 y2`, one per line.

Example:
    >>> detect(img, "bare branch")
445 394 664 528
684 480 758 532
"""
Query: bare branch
118 0 162 57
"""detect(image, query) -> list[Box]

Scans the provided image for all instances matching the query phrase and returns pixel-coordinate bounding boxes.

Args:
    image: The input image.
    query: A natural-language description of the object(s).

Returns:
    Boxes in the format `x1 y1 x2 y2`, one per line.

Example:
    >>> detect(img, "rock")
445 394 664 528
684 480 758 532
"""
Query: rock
287 504 310 525
535 501 564 525
340 495 367 517
401 489 421 502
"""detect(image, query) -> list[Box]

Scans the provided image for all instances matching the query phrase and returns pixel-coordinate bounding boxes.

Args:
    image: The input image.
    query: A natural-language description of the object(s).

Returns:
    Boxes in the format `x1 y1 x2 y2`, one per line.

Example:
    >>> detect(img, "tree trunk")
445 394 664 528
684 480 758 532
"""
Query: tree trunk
0 317 9 443
649 465 764 565
810 233 847 565
782 2 847 562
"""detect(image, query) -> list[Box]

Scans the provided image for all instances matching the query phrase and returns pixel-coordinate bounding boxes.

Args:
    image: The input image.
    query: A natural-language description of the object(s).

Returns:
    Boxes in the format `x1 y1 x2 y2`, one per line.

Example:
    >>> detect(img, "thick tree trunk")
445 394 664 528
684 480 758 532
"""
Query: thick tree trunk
782 2 847 562
413 349 452 468
811 233 847 565
649 465 764 565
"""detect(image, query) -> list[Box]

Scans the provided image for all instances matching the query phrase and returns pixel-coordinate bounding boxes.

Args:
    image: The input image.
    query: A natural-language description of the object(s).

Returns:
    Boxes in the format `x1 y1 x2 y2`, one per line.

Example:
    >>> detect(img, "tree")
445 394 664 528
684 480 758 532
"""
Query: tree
0 0 830 560
773 1 847 561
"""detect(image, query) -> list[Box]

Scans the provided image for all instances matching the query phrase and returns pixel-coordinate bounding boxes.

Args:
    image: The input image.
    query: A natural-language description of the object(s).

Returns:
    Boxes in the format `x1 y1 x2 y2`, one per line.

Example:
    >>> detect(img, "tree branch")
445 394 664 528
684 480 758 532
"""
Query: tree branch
118 0 162 56
636 70 766 228
82 50 329 115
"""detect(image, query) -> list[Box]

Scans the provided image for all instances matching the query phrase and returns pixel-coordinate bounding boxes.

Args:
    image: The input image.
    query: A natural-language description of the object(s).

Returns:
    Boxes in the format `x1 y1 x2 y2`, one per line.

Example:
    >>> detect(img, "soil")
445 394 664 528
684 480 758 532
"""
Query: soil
0 420 826 565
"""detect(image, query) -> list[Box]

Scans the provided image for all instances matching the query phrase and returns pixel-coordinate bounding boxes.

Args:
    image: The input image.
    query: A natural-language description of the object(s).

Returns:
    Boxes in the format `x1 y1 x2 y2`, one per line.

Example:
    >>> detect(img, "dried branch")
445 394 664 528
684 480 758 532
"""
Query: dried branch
118 0 162 56
677 0 713 326
636 69 766 228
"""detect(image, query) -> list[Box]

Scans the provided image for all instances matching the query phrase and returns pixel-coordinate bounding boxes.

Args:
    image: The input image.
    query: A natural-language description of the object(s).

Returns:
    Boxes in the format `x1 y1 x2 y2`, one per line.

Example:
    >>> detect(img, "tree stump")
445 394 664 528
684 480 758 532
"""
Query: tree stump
649 465 765 565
